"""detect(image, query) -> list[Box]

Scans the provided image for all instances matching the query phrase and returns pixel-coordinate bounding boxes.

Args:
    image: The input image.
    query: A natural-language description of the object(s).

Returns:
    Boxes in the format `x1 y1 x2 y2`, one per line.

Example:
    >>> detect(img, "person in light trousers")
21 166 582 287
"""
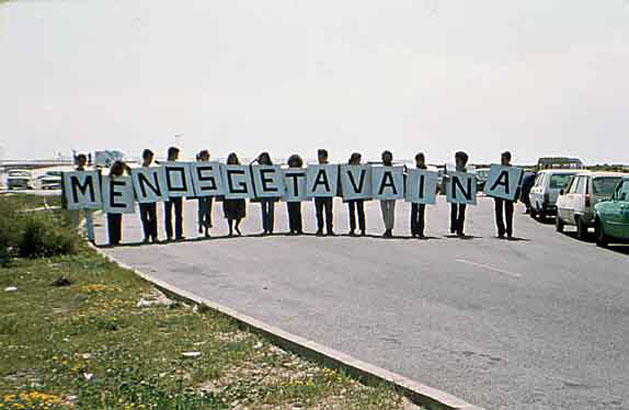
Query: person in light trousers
69 153 95 244
380 150 396 238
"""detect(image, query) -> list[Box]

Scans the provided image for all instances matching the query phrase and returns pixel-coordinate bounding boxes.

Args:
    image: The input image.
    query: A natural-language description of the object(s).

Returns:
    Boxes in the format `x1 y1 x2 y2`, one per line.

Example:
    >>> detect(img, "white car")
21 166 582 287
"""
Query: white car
556 172 626 238
6 169 33 190
528 169 578 220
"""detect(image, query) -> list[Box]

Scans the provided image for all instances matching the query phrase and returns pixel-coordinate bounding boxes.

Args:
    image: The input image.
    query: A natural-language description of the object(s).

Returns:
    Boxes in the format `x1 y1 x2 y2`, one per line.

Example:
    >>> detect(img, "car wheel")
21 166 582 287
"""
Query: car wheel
576 216 588 240
555 216 564 233
595 218 608 248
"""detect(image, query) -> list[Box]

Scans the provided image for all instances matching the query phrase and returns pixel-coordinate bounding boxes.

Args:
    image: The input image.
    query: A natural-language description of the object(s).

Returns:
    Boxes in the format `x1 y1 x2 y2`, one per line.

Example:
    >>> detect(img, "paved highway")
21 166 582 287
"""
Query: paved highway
94 197 629 410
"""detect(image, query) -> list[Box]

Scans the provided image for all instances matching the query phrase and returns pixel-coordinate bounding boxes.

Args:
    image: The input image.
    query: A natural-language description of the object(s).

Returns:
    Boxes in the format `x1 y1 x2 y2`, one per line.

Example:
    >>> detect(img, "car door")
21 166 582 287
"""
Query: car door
557 176 575 222
573 176 588 220
608 180 629 238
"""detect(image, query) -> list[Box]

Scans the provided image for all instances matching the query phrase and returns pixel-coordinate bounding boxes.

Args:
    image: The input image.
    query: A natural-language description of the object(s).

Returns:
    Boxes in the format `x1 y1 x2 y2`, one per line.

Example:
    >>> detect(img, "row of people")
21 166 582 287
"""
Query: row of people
72 148 517 245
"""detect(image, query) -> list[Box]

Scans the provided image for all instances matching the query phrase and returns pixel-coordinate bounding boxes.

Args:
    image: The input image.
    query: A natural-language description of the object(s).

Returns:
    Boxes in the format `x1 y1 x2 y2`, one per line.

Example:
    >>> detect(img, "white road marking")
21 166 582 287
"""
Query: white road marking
455 259 522 278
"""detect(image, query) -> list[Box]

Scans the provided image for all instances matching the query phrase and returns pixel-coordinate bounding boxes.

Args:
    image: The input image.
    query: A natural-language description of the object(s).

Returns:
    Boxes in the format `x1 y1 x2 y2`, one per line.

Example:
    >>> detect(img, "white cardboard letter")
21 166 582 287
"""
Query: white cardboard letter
340 165 372 200
102 175 135 214
190 161 224 197
446 171 477 205
252 165 285 198
306 164 339 198
371 166 404 200
405 169 438 204
62 170 102 210
222 165 254 199
131 167 168 204
484 164 523 201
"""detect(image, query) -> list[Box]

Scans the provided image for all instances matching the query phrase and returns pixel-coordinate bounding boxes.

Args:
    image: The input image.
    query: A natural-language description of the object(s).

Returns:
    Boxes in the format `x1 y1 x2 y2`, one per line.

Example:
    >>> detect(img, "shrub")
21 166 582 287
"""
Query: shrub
0 200 20 265
17 212 80 258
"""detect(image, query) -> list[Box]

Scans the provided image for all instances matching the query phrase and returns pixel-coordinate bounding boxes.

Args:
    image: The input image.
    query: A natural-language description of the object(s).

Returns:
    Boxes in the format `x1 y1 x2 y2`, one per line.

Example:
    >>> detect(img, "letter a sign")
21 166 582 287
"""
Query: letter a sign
484 164 523 201
306 164 338 197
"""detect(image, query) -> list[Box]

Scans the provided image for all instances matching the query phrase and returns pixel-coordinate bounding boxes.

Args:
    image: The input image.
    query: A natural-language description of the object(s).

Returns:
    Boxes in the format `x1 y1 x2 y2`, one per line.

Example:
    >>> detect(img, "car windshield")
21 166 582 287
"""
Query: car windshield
549 174 574 189
592 177 621 195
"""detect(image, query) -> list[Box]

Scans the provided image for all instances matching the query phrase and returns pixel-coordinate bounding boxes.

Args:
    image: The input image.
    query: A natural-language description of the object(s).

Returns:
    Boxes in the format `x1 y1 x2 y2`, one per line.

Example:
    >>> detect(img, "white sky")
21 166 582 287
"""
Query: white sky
1 0 628 164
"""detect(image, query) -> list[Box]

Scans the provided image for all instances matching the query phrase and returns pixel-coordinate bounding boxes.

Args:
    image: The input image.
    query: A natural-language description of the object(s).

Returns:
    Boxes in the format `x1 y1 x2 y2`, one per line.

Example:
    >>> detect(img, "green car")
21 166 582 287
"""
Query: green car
594 176 629 247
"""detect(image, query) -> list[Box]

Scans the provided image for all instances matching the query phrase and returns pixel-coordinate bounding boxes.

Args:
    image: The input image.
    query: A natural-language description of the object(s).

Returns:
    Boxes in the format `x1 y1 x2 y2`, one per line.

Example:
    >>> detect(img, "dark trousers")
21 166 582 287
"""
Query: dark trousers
314 197 333 233
287 202 302 233
411 203 426 236
107 213 122 245
450 203 467 235
139 203 158 241
165 197 183 239
347 200 365 232
198 197 213 230
494 198 514 237
260 199 275 233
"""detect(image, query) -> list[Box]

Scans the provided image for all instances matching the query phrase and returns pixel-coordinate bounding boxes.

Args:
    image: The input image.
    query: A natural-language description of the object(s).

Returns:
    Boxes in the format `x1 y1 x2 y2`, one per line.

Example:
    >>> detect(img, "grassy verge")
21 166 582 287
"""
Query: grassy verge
0 245 419 409
0 192 61 210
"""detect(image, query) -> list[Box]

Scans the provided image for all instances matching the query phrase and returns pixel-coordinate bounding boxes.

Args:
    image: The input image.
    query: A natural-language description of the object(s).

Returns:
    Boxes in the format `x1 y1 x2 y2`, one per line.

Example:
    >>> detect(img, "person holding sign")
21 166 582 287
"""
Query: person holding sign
256 152 277 235
345 153 366 236
68 153 96 244
286 154 305 235
163 147 184 241
106 161 131 246
223 153 246 236
492 151 516 239
410 153 428 238
137 149 159 243
196 150 213 238
444 151 470 237
379 151 396 238
313 149 335 236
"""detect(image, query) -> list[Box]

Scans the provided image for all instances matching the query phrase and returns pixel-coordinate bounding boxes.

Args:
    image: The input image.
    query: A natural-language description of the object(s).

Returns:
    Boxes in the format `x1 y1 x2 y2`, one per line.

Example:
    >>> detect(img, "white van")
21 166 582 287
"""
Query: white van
556 172 625 238
528 169 578 220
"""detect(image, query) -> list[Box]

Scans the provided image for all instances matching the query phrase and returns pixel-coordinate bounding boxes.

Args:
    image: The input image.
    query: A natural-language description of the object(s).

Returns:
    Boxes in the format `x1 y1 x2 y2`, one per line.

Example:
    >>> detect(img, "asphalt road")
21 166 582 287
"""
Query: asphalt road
94 196 629 410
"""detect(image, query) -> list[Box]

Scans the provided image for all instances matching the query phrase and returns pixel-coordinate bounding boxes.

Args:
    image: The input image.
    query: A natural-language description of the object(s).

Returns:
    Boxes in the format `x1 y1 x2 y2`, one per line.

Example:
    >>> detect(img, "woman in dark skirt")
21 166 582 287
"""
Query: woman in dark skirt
107 160 130 246
223 152 246 236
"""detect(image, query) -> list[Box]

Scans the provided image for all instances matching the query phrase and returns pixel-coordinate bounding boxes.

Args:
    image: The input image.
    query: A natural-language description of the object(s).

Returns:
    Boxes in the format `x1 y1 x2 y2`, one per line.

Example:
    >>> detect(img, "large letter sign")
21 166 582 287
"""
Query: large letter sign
252 165 285 198
306 164 338 198
102 175 135 214
222 165 254 199
371 166 404 200
62 170 102 210
484 164 523 201
190 161 224 197
131 167 168 203
405 169 438 204
283 168 307 201
340 165 371 200
162 162 195 198
446 171 477 205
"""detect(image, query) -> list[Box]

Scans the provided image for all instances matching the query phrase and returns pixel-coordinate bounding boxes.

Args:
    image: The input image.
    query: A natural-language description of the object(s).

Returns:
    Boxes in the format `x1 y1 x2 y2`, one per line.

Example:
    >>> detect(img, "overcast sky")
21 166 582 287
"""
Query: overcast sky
1 0 628 164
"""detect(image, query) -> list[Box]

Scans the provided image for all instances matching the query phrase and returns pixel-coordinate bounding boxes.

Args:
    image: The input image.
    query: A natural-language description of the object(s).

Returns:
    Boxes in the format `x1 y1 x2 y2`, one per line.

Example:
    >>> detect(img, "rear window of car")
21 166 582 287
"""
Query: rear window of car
592 177 621 195
549 174 574 189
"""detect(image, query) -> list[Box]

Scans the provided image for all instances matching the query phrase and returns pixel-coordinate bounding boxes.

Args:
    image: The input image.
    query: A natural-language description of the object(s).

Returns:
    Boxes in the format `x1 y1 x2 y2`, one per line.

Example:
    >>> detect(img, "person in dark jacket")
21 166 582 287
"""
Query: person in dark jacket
410 152 428 238
494 151 515 239
107 160 130 246
520 171 536 214
314 149 334 236
223 153 246 236
139 149 159 244
256 152 276 235
346 152 366 236
164 146 184 241
445 151 470 237
286 154 304 235
196 150 213 238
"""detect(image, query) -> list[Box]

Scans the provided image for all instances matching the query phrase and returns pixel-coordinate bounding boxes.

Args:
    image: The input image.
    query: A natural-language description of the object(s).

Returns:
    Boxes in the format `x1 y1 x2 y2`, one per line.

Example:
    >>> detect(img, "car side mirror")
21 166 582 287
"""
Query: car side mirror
559 189 565 195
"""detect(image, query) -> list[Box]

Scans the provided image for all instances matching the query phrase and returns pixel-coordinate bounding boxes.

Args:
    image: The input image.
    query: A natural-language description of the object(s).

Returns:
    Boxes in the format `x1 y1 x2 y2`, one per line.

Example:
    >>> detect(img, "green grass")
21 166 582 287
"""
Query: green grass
0 247 415 409
0 193 61 210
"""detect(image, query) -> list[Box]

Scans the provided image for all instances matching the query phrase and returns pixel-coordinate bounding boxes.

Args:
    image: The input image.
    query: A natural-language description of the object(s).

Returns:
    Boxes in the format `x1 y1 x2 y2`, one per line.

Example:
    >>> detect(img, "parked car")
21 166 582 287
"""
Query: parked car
475 168 491 192
6 169 33 190
519 171 537 214
537 157 584 170
34 170 63 190
528 169 578 220
556 172 625 238
594 176 629 247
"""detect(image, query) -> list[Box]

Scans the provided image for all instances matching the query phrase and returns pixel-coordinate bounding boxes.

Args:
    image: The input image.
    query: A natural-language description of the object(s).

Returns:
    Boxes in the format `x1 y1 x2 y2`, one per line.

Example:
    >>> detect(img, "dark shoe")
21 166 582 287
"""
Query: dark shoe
360 230 366 236
316 230 324 236
142 238 150 244
235 227 242 236
204 230 211 238
349 230 355 236
198 226 203 234
327 231 336 236
175 236 185 242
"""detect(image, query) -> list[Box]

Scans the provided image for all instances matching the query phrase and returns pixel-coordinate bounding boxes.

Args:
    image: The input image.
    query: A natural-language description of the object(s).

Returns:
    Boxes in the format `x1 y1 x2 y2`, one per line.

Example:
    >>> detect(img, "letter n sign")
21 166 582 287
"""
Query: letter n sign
484 164 523 201
446 171 477 205
62 170 102 210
